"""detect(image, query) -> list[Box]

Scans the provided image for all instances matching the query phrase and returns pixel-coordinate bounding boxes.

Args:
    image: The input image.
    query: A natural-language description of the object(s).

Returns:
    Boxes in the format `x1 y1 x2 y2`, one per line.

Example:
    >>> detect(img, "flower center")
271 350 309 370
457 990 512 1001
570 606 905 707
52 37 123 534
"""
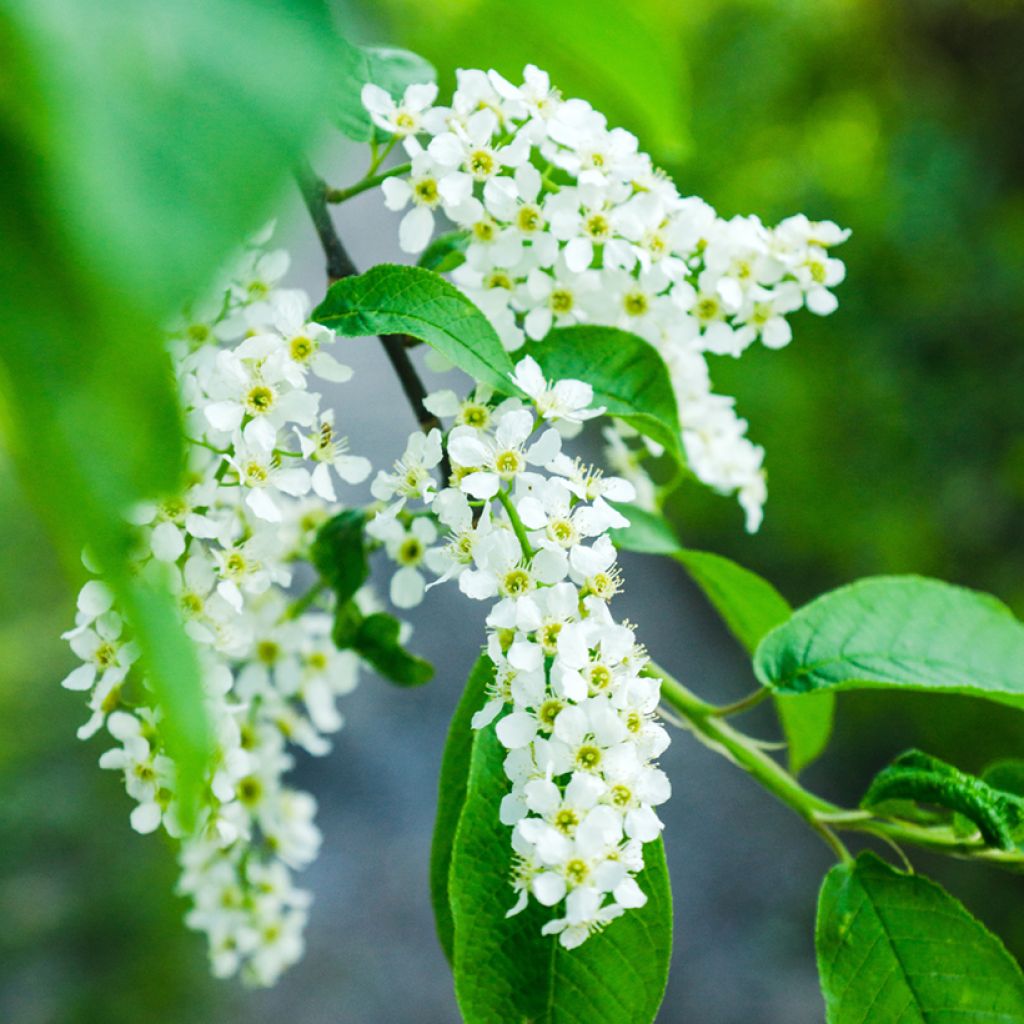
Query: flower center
484 271 513 290
468 149 496 179
623 290 649 317
257 640 280 665
94 642 117 669
245 384 275 414
501 568 533 597
495 449 524 477
548 518 576 547
611 784 632 807
397 537 425 566
539 621 562 653
461 403 491 428
237 775 263 806
584 213 610 240
290 335 315 361
413 178 439 206
538 698 564 728
549 288 574 314
575 744 602 770
473 219 497 242
516 206 542 233
554 808 579 834
695 297 720 322
588 664 612 691
566 858 589 885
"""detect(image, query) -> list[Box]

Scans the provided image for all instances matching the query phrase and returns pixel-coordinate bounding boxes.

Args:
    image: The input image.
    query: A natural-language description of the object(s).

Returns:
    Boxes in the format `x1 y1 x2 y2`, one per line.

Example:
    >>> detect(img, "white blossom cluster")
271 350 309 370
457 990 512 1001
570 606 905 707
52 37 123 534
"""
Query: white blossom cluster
369 356 671 948
363 67 850 531
60 232 372 985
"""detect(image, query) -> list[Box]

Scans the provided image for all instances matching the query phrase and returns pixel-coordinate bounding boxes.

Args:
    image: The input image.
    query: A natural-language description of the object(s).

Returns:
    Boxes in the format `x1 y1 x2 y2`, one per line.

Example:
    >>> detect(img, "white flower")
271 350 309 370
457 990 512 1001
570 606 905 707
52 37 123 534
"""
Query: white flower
370 428 443 511
381 144 446 253
296 411 372 502
230 433 312 523
361 81 438 137
510 356 604 425
448 408 561 500
367 514 443 608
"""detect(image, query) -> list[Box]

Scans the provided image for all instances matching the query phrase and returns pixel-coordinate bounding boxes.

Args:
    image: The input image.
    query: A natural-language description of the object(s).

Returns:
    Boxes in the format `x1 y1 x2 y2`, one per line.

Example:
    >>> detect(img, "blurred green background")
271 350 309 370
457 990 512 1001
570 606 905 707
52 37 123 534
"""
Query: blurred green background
2 0 1023 1019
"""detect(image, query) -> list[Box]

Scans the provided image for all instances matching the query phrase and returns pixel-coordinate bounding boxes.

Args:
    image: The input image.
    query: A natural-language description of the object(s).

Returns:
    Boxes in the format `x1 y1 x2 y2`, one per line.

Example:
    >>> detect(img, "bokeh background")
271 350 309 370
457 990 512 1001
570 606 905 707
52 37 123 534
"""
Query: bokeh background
2 0 1024 1020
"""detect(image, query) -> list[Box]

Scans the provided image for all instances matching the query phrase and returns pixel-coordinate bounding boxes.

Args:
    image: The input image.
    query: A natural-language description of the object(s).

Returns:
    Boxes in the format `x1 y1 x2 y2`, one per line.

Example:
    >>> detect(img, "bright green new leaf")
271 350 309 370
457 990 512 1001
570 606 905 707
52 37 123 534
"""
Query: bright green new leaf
755 575 1024 709
862 750 1023 851
530 326 683 461
816 852 1024 1023
450 725 672 1023
430 654 494 962
611 504 834 773
313 265 520 394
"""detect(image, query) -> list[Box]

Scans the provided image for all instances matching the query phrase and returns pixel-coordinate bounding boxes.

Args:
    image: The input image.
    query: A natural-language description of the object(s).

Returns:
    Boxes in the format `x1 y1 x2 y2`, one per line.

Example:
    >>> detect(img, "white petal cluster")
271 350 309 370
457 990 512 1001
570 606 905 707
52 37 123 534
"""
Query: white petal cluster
60 231 370 985
374 358 670 948
364 68 850 531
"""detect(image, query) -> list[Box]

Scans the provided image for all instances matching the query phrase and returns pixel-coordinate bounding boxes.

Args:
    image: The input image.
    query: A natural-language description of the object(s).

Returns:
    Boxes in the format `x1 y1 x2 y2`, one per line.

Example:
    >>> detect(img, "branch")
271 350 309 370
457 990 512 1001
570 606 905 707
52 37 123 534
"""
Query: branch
295 160 449 478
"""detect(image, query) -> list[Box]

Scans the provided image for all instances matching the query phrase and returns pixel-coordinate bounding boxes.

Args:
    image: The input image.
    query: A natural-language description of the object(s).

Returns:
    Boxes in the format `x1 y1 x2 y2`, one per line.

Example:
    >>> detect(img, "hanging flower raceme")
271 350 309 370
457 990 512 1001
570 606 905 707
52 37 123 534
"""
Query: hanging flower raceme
365 358 671 948
364 67 850 532
60 230 372 986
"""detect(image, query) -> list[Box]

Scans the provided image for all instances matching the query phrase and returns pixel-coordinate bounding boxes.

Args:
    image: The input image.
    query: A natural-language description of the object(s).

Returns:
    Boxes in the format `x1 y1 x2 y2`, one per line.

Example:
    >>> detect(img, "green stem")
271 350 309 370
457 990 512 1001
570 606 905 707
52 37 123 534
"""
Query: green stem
648 661 1024 869
325 162 412 204
708 687 771 718
497 488 535 560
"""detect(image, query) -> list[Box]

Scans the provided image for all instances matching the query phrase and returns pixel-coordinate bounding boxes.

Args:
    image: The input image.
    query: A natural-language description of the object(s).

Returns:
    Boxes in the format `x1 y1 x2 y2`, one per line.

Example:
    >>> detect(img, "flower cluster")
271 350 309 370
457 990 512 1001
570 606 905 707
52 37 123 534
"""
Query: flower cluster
371 356 671 948
364 68 850 531
60 231 371 985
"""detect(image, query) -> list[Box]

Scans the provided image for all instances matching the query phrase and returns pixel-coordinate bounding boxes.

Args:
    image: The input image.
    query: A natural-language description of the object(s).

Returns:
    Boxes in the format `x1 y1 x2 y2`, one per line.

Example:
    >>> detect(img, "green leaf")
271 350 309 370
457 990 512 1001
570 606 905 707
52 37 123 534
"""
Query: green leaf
0 0 340 808
816 852 1024 1023
430 654 494 962
984 760 1024 799
335 39 436 142
418 230 470 273
530 326 683 461
355 612 434 687
755 575 1024 710
450 724 672 1023
312 510 368 607
863 750 1022 850
313 265 520 394
612 505 834 773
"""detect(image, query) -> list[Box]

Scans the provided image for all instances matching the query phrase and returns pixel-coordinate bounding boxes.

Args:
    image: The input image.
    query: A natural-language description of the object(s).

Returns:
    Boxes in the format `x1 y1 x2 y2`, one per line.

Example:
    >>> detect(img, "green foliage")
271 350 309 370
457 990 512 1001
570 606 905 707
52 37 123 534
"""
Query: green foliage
430 654 494 962
450 724 672 1023
756 576 1024 709
863 750 1024 851
612 505 834 773
353 612 434 687
530 326 683 461
312 509 370 606
335 38 436 142
0 0 341 812
417 231 470 273
313 265 520 394
816 852 1024 1023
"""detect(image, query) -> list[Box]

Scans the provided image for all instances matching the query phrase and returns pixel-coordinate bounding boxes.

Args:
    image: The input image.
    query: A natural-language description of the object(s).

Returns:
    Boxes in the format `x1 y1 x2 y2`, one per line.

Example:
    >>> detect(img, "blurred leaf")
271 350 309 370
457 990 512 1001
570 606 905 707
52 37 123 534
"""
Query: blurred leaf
530 326 683 462
313 264 519 392
613 504 834 772
312 509 369 607
377 0 690 163
430 654 494 962
756 576 1024 710
816 852 1024 1023
335 39 436 142
862 749 1023 851
984 760 1024 799
0 0 340 808
450 724 672 1023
